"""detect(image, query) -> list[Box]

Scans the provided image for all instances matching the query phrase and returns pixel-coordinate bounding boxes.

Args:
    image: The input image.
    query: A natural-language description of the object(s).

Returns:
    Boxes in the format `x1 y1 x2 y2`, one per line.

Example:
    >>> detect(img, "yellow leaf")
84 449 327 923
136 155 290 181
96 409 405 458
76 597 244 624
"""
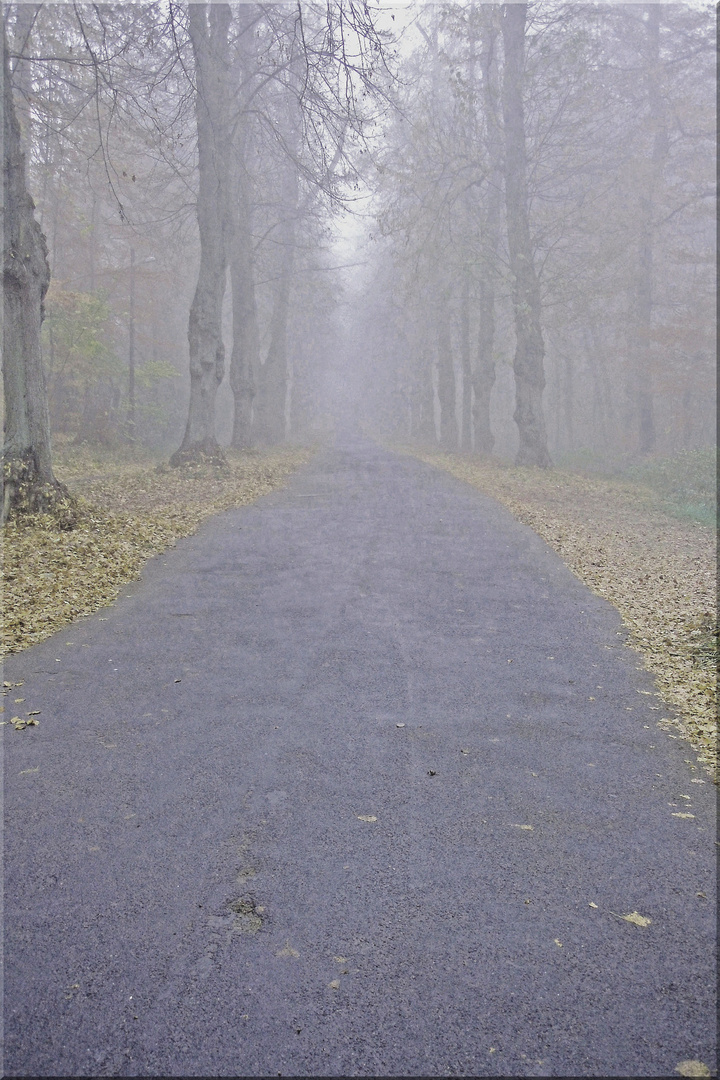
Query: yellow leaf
618 911 651 927
675 1062 711 1078
357 815 377 822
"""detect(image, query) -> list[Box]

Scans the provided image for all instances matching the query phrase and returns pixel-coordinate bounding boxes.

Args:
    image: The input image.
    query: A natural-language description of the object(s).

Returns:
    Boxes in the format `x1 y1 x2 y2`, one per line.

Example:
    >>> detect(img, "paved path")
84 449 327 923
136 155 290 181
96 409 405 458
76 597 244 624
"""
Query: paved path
3 440 716 1077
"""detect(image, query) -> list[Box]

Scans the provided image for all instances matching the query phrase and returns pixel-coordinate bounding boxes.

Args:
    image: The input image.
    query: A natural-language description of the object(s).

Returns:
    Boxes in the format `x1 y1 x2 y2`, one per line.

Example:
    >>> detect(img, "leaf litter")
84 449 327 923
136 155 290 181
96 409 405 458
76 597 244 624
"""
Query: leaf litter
409 451 717 780
2 445 314 657
610 910 652 927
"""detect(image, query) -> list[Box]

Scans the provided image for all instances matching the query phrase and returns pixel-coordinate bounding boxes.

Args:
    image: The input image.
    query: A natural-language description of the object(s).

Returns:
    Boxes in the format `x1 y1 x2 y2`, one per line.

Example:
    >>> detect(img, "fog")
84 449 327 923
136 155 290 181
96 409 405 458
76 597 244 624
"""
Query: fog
6 1 715 472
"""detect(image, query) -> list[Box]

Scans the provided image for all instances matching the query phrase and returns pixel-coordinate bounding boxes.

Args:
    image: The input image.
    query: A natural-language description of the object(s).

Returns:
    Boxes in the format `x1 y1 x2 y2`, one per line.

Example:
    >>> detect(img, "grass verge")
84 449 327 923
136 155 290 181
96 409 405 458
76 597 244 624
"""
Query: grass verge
406 449 717 780
2 444 314 657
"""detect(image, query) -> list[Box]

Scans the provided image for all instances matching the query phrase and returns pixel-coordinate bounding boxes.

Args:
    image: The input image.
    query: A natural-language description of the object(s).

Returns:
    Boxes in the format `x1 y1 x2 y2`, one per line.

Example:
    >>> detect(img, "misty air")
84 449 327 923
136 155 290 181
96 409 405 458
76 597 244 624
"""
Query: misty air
2 3 716 1076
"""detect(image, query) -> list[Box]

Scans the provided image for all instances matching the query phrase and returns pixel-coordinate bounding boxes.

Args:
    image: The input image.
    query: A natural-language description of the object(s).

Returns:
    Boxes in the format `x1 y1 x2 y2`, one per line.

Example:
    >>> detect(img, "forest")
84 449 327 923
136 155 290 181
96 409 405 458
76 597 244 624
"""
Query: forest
2 0 716 519
2 9 718 1073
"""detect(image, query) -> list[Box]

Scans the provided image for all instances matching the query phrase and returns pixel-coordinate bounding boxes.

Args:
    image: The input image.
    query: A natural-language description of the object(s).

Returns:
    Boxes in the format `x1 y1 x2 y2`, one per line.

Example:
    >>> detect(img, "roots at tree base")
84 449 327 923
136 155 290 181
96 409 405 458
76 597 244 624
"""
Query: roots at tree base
168 438 231 472
2 450 76 526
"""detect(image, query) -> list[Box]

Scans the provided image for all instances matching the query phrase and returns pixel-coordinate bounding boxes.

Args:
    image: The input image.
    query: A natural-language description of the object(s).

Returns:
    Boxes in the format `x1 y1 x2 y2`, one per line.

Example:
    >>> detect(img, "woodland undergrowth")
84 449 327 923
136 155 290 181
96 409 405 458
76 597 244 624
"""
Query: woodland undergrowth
2 443 313 658
408 449 717 781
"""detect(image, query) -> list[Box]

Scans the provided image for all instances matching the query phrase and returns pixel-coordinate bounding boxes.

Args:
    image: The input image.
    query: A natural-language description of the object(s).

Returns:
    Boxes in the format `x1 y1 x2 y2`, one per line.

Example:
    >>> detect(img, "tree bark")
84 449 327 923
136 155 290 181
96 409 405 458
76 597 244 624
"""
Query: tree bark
459 271 472 451
171 2 231 466
2 20 68 520
252 150 299 446
253 227 295 445
501 3 551 468
411 345 436 444
436 300 459 451
228 6 260 449
632 4 667 456
229 178 258 449
473 10 503 456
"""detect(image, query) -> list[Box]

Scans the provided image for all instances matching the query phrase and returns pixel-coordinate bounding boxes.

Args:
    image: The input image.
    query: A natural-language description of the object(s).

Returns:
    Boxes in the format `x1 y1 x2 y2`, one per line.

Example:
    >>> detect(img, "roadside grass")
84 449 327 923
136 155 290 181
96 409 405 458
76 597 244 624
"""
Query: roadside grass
2 441 314 656
625 448 717 528
556 446 717 528
404 448 718 780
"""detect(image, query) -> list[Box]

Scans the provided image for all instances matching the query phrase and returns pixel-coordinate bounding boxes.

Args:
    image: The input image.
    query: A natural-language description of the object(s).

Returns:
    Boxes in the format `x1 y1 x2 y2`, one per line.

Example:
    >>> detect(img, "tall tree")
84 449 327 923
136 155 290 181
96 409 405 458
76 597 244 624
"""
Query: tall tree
436 288 459 450
473 6 503 456
252 123 301 446
2 18 68 520
501 3 550 468
631 4 667 455
171 2 232 465
228 6 261 449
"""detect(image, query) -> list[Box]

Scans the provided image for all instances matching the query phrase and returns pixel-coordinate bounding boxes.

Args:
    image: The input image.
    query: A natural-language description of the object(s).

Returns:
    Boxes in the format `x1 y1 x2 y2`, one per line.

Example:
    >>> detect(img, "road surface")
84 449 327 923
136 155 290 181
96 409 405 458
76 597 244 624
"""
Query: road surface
3 439 716 1077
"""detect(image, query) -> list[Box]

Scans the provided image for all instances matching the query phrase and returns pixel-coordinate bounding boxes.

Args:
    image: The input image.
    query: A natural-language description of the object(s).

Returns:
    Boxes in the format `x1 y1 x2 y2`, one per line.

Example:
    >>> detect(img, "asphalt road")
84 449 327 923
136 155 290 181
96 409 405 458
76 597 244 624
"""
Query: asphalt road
3 439 717 1078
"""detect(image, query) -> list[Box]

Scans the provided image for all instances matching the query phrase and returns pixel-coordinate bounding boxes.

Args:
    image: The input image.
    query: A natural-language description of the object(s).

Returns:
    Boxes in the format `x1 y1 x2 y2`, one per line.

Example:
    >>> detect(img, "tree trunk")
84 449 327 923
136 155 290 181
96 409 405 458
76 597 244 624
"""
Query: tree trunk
632 4 667 456
436 302 459 451
227 7 260 449
562 351 574 452
253 234 295 445
229 185 258 448
501 3 551 468
473 10 503 456
459 272 472 451
171 2 231 466
252 149 299 446
2 20 69 520
411 345 436 444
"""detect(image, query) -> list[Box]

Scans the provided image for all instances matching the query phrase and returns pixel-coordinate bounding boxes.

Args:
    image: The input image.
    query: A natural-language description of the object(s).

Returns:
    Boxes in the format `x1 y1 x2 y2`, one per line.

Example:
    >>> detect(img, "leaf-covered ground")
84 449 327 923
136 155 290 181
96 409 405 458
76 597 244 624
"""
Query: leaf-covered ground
2 445 313 658
408 451 717 780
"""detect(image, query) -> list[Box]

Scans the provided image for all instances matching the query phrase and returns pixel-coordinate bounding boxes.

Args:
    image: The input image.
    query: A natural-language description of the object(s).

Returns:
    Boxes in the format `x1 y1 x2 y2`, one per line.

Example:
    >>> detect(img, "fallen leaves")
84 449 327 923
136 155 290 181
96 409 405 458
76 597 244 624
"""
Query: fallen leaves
612 910 652 927
675 1061 711 1078
2 446 314 656
9 716 39 731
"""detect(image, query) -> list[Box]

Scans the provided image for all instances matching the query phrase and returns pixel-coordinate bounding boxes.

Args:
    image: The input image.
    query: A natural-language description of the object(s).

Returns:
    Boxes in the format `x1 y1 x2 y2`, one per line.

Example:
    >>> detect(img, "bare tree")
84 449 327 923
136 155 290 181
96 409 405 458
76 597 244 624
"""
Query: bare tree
227 6 261 449
2 17 69 520
501 3 550 468
170 2 232 466
472 6 503 456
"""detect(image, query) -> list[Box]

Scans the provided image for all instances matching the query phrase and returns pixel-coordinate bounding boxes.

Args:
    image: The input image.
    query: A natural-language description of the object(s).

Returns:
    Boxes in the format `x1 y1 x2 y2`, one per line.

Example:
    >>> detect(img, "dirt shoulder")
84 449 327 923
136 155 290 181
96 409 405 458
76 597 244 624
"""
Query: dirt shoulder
406 450 717 780
2 445 314 657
